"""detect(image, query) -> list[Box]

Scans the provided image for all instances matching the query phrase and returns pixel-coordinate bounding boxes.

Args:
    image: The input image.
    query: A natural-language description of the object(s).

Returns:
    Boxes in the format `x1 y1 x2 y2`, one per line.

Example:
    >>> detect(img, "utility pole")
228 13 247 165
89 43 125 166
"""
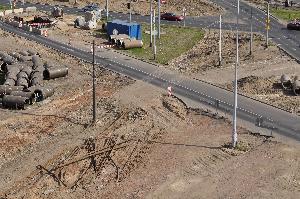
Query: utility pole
153 9 157 60
183 7 186 27
106 0 109 21
150 0 153 47
232 0 239 148
158 0 161 39
250 7 253 55
266 2 270 48
219 14 222 66
9 0 12 9
129 0 132 23
92 40 96 123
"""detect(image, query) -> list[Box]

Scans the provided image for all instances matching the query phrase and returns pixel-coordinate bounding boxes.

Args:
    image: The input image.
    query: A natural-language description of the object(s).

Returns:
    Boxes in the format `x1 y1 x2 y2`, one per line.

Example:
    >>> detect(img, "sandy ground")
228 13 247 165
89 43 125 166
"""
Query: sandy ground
166 30 300 114
26 0 223 16
0 21 300 198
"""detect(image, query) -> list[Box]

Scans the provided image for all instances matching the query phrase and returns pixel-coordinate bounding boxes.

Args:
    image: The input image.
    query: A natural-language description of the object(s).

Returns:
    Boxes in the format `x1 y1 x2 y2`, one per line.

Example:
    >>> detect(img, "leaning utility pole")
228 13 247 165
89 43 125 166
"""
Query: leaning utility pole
219 14 222 66
250 7 253 55
266 2 270 48
232 0 240 148
150 0 153 47
106 0 109 20
92 40 96 123
158 0 161 39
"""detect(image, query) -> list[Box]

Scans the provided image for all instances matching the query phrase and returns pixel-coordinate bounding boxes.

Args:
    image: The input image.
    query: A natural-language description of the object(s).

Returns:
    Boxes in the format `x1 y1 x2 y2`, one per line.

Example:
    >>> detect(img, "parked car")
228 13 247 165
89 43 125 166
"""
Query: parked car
287 19 300 30
82 4 101 12
160 13 184 21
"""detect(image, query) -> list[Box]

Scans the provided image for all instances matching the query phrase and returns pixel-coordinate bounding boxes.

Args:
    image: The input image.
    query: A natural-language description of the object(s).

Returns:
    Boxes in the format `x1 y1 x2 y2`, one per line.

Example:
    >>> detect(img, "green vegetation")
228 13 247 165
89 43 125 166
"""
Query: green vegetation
124 24 204 64
270 7 300 21
0 4 9 11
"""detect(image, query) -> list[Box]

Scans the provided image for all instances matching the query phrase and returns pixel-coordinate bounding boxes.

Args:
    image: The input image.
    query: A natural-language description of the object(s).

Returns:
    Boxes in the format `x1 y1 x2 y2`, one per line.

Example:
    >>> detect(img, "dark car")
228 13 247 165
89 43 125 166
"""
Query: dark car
160 13 184 21
82 4 100 12
287 20 300 30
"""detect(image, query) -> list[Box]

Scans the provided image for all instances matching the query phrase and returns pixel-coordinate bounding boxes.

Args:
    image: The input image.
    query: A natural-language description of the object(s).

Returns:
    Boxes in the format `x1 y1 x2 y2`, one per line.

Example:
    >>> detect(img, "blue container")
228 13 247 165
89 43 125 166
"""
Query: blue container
107 20 142 40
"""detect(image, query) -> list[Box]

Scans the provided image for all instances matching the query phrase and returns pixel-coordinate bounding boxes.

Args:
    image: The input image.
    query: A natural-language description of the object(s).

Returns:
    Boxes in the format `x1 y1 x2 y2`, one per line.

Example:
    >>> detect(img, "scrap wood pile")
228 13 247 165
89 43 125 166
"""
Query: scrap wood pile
0 50 68 109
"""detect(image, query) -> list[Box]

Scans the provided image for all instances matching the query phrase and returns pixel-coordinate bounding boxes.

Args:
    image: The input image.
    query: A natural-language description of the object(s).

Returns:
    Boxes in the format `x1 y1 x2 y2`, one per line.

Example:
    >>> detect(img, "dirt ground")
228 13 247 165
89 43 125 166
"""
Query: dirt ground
166 29 300 114
26 0 223 16
0 25 300 198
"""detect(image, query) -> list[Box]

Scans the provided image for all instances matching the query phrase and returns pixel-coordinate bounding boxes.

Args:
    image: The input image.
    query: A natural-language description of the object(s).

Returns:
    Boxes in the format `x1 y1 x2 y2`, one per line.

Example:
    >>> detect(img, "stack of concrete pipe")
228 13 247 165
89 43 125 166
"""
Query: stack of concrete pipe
110 34 143 49
280 74 300 96
0 50 67 109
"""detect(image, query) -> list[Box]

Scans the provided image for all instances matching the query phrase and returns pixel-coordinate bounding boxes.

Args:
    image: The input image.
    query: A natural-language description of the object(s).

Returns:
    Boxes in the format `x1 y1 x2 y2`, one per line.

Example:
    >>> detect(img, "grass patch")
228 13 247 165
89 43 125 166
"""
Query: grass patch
270 7 300 21
0 4 9 11
124 24 204 64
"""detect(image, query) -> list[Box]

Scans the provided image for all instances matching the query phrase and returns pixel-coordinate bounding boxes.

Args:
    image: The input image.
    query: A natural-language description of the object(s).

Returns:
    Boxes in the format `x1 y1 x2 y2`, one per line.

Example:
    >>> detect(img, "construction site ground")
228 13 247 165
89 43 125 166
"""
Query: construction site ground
26 0 223 16
0 28 300 198
166 30 300 114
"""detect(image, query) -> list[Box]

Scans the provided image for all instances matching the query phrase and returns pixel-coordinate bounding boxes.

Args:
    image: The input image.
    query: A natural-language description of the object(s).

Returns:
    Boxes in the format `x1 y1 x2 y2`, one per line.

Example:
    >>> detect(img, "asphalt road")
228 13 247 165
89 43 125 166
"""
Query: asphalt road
211 0 300 61
2 0 299 60
0 20 299 141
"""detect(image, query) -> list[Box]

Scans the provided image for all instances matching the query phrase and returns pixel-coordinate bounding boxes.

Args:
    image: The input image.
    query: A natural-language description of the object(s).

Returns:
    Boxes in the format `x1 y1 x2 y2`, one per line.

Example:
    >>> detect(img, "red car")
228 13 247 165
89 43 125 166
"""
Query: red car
160 13 184 21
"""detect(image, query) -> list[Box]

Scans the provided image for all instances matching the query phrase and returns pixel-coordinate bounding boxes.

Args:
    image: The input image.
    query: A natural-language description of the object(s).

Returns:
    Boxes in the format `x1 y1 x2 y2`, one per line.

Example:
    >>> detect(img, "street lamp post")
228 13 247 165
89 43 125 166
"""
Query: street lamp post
232 0 239 148
150 0 153 47
106 0 109 20
158 0 161 39
92 40 96 123
250 7 253 55
129 0 132 23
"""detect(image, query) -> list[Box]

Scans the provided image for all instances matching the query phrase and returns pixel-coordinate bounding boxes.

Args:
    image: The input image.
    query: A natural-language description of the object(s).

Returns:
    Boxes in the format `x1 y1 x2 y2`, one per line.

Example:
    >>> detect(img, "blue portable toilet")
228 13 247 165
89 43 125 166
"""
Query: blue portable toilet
107 20 142 40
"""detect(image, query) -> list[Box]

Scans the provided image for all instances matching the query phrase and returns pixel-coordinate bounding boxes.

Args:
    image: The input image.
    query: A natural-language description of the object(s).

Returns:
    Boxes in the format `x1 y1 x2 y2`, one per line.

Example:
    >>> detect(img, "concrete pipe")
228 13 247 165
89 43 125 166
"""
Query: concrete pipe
16 77 29 89
0 85 24 96
280 74 292 89
29 86 54 102
43 67 68 80
2 95 29 109
2 56 15 65
110 34 130 44
30 77 42 87
19 55 32 62
6 68 20 80
19 51 29 56
21 66 32 77
31 70 44 79
1 62 7 72
293 80 300 96
27 49 37 56
123 40 143 49
10 91 36 104
4 78 16 86
0 52 8 60
116 38 129 48
32 55 42 69
9 52 22 61
17 71 29 80
43 61 56 69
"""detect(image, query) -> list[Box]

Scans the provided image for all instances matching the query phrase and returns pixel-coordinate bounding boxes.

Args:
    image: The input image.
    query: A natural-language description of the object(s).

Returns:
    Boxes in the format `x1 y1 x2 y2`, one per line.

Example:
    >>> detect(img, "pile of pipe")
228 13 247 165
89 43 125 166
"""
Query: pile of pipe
280 74 300 96
0 50 68 109
110 34 143 49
